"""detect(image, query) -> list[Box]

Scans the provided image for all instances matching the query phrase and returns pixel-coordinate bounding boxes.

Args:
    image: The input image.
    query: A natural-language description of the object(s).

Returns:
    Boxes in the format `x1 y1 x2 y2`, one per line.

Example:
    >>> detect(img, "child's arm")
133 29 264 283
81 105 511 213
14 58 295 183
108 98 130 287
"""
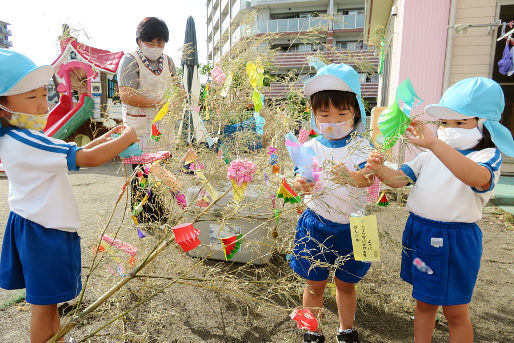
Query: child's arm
331 163 375 188
76 126 139 167
407 122 491 189
366 151 411 188
81 125 124 150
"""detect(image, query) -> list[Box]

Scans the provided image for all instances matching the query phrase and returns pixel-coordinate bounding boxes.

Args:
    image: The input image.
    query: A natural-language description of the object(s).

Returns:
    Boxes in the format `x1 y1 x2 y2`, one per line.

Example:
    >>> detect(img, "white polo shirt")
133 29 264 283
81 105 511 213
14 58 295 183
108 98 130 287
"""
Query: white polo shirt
302 134 372 224
0 127 81 232
400 148 502 223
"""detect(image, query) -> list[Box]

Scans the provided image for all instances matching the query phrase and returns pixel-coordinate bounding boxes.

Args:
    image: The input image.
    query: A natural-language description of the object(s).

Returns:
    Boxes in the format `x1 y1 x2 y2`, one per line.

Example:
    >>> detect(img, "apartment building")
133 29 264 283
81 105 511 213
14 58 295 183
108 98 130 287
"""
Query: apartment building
206 0 378 108
0 21 13 49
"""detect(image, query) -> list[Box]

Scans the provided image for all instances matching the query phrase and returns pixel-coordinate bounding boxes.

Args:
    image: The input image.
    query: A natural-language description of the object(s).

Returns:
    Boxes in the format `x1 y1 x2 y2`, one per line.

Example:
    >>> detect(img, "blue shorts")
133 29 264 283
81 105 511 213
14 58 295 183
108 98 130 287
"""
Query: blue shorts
0 212 82 305
290 210 371 283
401 213 482 306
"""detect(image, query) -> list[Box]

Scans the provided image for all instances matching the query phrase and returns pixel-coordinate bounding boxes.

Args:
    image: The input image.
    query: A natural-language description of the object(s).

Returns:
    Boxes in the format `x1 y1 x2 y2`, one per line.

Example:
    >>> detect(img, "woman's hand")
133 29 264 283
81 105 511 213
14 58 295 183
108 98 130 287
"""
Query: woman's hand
406 121 438 149
293 175 314 195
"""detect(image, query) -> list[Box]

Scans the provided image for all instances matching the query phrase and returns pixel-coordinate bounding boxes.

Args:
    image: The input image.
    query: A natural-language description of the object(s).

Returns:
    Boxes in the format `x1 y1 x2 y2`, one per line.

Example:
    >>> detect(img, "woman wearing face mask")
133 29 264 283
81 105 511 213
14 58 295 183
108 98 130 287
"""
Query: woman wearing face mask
117 17 181 224
367 77 514 343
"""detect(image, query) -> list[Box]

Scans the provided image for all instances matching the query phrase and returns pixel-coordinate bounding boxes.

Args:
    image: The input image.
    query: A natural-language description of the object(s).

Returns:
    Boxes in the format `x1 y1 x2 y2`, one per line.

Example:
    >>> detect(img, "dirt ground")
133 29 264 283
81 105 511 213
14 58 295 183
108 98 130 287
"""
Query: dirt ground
0 162 513 343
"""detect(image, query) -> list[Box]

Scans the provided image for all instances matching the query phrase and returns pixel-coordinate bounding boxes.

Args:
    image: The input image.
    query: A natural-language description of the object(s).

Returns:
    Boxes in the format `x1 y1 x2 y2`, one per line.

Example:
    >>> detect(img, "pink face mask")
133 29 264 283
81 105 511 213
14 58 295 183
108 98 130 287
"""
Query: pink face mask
318 119 354 139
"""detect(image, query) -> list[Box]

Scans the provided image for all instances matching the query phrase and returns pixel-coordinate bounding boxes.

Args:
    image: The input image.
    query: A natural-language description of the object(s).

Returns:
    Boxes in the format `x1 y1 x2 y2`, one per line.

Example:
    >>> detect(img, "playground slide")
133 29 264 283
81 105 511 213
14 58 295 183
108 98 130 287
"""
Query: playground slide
44 94 95 140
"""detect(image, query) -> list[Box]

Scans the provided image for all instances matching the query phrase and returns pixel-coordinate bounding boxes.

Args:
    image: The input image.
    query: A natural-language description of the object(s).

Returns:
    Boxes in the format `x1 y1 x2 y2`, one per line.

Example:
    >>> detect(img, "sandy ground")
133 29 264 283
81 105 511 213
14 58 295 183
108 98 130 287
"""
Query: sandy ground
0 162 513 343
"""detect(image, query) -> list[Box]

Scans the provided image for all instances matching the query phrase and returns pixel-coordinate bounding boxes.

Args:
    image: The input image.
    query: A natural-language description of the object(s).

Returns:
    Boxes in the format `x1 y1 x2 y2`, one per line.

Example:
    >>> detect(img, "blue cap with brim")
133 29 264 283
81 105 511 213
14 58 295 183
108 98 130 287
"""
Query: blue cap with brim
425 77 514 157
0 49 54 96
304 63 366 132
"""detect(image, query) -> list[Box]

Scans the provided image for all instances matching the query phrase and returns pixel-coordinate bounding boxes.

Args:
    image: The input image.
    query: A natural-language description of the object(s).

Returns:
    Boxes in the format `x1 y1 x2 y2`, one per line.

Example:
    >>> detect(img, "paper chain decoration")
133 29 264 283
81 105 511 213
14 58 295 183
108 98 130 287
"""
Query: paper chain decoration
290 308 318 331
172 223 201 252
220 234 243 260
277 178 301 204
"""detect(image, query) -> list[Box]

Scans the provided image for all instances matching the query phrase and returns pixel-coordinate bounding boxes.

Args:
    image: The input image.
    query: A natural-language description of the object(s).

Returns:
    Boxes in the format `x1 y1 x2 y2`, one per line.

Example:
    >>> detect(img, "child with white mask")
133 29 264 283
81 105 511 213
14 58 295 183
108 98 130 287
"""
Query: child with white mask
291 63 375 343
367 77 514 343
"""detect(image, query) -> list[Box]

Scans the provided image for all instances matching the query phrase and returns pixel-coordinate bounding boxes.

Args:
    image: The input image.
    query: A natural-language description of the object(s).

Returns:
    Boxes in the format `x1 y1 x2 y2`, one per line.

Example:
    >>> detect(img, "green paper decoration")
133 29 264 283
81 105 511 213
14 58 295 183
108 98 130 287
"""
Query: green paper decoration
377 100 410 151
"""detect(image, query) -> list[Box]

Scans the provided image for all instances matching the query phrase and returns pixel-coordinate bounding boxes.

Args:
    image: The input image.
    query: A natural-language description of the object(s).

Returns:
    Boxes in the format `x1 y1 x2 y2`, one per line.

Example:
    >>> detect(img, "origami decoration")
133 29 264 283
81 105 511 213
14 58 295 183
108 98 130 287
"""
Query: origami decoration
172 223 201 252
378 79 423 150
151 123 161 142
290 308 318 331
298 129 310 144
272 164 280 174
195 170 219 201
246 62 264 113
377 192 389 207
133 189 151 216
277 178 301 204
220 234 243 260
149 162 182 192
220 72 233 98
137 228 146 239
210 65 226 85
183 148 199 164
273 208 281 224
218 144 231 164
227 159 257 203
309 129 318 138
172 191 187 209
152 100 170 123
286 140 316 182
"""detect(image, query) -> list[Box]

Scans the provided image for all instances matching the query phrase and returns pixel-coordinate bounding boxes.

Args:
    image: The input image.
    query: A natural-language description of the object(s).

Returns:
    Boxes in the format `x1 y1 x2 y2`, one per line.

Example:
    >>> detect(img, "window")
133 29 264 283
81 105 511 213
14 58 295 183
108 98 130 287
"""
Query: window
298 44 312 52
337 41 367 51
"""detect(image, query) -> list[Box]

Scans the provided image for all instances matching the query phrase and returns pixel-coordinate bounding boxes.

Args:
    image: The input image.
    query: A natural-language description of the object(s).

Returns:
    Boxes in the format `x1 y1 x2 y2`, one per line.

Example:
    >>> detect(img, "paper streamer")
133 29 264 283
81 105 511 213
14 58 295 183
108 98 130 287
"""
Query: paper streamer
101 235 138 257
153 100 170 123
195 170 219 201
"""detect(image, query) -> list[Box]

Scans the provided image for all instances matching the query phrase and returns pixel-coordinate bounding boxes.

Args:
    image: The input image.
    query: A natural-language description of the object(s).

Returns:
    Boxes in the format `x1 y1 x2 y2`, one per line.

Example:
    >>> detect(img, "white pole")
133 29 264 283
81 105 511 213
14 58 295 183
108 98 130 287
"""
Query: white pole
443 0 457 91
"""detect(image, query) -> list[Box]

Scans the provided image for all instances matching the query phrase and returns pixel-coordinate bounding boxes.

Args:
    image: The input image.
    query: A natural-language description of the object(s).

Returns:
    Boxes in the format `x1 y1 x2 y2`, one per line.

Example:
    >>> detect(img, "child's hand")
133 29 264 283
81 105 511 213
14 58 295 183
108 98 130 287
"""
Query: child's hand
120 126 139 144
366 150 385 172
330 163 354 186
293 175 314 195
406 121 437 149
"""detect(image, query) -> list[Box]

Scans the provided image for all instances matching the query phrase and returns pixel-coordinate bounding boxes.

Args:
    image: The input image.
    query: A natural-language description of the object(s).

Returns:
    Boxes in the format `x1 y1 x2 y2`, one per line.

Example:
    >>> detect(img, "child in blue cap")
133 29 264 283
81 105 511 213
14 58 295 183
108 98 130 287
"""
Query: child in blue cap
291 63 375 343
0 49 139 343
367 77 514 342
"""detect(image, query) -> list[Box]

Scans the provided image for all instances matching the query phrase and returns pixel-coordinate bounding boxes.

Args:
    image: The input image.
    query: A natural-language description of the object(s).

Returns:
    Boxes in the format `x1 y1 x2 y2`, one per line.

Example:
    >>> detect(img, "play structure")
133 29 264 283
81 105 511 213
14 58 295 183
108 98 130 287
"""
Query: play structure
45 26 125 144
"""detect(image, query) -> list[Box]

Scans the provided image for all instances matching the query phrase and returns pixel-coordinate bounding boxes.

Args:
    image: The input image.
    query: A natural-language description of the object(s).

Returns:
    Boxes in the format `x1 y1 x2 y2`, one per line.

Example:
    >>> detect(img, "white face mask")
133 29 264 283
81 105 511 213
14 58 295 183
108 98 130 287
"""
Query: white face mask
318 119 354 140
0 103 49 131
141 44 164 61
437 127 483 150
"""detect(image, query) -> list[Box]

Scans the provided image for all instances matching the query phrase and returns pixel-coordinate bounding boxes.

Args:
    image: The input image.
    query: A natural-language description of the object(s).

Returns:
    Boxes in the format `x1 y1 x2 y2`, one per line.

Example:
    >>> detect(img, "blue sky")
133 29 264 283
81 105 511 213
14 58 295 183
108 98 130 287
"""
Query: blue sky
2 0 208 67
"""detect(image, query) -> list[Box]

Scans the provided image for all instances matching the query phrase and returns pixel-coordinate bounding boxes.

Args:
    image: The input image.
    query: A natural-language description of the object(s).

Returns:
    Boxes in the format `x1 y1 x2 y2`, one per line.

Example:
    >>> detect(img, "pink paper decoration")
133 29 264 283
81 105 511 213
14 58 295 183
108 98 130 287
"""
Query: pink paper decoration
172 223 201 252
227 159 257 187
101 235 138 257
210 65 227 85
367 177 380 202
298 129 310 144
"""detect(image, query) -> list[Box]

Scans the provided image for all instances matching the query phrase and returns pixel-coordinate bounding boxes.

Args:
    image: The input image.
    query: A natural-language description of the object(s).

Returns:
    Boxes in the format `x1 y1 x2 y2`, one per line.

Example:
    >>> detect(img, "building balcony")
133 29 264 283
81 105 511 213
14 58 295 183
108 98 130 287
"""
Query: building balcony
271 50 378 69
0 37 13 47
0 27 11 36
251 0 325 7
256 13 364 34
263 81 378 98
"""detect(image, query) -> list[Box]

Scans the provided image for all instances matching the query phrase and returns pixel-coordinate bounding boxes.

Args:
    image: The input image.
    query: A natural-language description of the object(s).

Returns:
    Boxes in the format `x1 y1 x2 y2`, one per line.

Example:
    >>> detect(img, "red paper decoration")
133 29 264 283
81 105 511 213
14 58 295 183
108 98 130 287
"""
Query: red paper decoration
172 223 201 252
290 308 318 331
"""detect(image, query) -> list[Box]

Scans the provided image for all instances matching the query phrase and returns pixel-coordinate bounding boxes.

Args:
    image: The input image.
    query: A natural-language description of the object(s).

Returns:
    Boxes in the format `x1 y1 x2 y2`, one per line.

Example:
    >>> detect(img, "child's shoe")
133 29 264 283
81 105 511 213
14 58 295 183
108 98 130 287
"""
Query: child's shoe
303 330 325 343
336 328 359 343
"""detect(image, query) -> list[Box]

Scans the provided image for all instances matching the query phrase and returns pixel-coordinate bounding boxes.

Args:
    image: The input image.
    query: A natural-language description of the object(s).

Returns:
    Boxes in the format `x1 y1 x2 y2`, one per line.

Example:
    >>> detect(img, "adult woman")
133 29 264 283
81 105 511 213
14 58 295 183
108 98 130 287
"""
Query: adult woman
117 17 181 223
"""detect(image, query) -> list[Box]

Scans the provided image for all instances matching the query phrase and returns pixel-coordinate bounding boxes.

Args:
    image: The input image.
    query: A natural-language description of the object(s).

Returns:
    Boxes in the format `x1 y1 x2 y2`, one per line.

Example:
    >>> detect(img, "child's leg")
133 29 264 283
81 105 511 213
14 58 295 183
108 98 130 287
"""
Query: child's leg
334 277 356 330
442 304 473 343
414 300 438 343
303 279 328 332
30 304 63 343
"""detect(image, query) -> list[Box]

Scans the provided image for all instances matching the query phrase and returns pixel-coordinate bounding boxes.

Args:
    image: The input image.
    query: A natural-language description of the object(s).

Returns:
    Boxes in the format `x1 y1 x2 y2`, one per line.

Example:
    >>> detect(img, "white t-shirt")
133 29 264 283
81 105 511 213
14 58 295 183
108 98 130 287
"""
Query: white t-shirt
400 148 502 223
0 127 81 232
302 134 372 224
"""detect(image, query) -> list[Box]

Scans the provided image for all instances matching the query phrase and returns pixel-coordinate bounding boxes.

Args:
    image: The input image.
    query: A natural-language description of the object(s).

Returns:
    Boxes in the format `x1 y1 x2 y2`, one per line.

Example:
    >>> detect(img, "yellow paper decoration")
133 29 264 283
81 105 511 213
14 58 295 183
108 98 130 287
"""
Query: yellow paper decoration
231 180 248 203
349 215 380 261
196 170 219 201
152 100 170 123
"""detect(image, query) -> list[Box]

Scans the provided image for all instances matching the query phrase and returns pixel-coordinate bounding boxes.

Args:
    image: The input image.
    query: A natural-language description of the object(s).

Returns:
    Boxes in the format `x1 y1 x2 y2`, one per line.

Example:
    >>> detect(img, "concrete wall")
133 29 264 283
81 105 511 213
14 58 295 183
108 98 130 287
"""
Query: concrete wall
448 0 497 85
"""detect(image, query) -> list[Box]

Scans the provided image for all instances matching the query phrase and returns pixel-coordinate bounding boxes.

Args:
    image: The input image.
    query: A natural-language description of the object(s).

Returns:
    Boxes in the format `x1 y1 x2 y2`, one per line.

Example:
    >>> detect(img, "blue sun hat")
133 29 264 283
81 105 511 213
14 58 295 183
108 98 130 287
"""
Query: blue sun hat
425 77 513 157
304 63 366 133
0 49 54 96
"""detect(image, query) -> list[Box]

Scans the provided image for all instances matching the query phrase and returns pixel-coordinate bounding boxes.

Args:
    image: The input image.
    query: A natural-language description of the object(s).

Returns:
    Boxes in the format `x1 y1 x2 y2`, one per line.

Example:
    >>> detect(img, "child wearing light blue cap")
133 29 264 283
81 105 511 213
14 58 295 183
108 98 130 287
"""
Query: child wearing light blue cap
0 49 139 342
291 63 375 343
367 77 513 343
